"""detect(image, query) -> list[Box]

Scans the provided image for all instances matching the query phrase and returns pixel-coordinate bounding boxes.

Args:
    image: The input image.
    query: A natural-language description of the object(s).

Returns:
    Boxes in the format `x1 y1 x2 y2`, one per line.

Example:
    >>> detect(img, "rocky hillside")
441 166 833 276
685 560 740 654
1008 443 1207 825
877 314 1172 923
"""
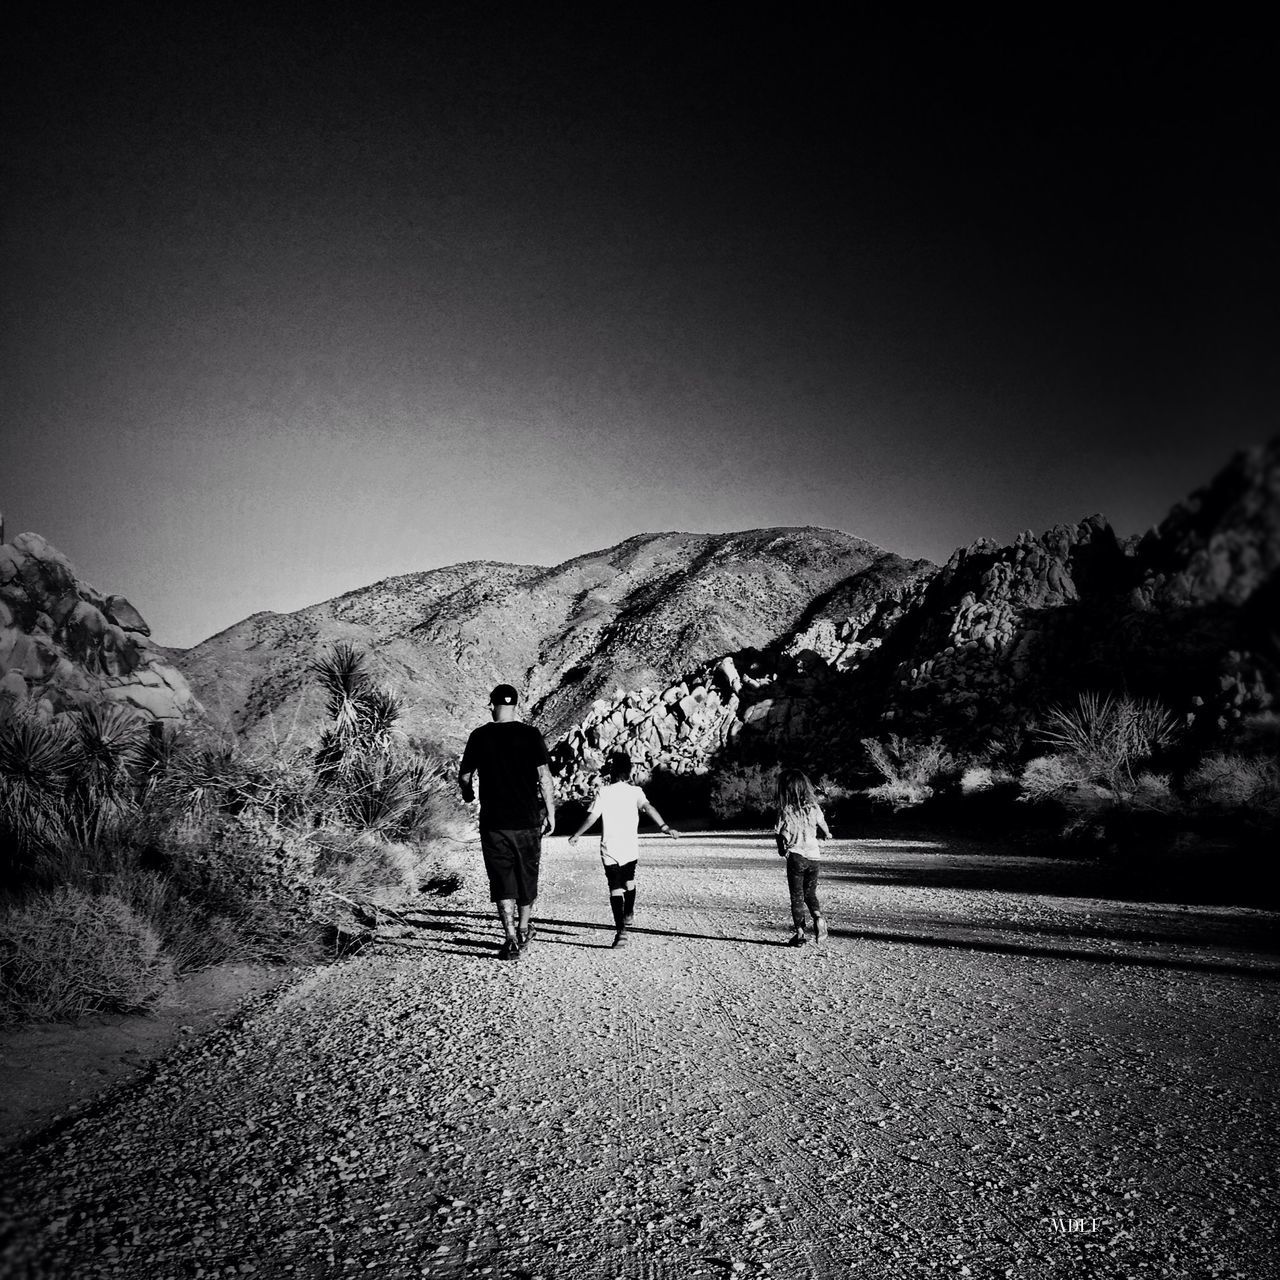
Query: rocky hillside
0 530 200 722
174 528 929 751
551 439 1280 799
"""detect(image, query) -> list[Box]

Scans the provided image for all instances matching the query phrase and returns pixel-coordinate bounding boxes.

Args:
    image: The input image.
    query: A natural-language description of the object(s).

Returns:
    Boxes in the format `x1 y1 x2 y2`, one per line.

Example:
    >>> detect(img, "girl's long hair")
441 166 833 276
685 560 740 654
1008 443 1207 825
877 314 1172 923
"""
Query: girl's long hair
776 768 817 818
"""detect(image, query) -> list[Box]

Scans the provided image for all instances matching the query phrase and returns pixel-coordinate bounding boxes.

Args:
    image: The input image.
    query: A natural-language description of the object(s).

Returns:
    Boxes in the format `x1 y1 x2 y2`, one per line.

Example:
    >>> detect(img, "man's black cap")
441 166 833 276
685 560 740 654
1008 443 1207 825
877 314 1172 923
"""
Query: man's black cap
489 684 519 706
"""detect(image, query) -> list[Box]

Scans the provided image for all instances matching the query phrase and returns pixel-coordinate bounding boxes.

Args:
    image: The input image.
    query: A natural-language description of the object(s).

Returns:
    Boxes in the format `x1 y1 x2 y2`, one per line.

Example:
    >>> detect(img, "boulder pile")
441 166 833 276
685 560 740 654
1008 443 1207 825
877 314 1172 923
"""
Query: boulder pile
0 530 201 722
549 439 1280 795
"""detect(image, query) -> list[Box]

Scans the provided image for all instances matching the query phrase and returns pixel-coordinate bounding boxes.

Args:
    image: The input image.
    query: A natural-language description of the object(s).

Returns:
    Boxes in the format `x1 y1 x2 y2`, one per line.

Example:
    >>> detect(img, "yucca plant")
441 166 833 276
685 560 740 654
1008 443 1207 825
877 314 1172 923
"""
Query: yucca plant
337 754 420 834
63 702 151 846
0 707 77 864
1037 691 1178 795
311 643 406 780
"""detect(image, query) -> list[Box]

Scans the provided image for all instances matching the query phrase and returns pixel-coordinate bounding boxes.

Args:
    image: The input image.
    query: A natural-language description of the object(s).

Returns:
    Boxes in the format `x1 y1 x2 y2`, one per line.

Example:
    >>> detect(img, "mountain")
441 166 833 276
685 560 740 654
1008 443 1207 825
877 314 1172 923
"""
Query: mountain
551 439 1280 798
0 530 200 722
173 528 929 750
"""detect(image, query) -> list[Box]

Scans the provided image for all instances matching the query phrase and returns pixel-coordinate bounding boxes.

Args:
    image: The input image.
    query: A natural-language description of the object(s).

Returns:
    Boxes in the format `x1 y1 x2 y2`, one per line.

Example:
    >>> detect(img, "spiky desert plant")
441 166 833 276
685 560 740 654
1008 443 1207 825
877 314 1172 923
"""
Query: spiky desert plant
64 701 151 846
161 739 251 821
1036 692 1178 794
0 707 77 864
337 754 419 834
311 644 405 777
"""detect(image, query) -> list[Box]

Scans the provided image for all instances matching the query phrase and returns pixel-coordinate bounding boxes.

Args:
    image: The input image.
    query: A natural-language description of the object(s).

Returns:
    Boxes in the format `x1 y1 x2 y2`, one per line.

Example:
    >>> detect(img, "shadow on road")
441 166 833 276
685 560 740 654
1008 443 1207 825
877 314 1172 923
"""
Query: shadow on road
829 924 1280 978
402 907 786 949
403 906 1280 976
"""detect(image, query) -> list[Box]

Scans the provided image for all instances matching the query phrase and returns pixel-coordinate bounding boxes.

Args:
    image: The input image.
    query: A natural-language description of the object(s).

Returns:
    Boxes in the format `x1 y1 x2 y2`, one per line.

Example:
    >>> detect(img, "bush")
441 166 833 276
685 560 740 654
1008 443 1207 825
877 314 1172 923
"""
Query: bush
1036 691 1177 793
311 829 422 905
106 867 247 974
708 762 777 824
1019 753 1092 803
860 735 956 810
155 815 325 963
0 707 77 868
959 765 1016 795
0 887 174 1022
1185 753 1280 817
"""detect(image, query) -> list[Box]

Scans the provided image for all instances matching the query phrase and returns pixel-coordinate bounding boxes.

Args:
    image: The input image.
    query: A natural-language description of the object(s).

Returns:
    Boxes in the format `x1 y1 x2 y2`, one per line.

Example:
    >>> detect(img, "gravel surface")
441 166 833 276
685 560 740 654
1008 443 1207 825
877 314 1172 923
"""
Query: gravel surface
1 834 1277 1279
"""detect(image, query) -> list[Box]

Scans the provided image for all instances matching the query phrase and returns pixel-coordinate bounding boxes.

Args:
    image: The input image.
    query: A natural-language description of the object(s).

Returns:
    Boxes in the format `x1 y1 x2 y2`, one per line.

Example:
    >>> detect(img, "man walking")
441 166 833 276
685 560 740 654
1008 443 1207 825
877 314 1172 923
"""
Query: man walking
459 684 556 960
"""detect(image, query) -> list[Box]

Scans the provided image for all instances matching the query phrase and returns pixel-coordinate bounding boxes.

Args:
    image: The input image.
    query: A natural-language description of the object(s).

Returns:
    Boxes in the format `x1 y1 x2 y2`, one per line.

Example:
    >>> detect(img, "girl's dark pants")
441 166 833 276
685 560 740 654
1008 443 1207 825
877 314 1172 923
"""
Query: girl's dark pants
786 853 821 930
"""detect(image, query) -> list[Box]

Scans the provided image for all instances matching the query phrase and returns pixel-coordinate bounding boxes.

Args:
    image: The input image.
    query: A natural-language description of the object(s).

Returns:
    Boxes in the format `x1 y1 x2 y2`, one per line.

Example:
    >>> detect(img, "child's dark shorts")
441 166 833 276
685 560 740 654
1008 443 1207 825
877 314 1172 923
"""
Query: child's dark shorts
602 860 638 892
480 828 542 904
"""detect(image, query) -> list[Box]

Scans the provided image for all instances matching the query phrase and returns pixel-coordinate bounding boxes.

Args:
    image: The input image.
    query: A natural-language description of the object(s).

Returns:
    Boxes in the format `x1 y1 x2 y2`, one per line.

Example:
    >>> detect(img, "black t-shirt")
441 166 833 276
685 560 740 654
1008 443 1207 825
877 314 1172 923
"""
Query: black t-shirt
459 721 550 830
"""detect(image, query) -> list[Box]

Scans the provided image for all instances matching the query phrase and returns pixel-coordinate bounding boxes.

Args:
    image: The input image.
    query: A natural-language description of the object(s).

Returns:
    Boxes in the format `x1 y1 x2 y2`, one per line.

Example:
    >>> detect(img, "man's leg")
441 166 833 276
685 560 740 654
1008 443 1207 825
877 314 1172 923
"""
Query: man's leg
514 829 541 946
497 898 519 942
481 830 522 959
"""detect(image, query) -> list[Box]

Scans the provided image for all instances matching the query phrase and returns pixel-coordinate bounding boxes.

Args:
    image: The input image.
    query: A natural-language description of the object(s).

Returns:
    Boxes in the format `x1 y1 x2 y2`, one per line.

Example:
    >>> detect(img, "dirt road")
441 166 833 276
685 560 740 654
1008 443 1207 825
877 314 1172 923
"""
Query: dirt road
2 833 1278 1279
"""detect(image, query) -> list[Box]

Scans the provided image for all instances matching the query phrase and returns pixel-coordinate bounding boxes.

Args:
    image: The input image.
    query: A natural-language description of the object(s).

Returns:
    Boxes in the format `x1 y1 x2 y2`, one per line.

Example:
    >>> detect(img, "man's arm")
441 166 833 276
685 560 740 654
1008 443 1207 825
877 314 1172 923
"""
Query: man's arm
459 732 477 804
538 764 556 835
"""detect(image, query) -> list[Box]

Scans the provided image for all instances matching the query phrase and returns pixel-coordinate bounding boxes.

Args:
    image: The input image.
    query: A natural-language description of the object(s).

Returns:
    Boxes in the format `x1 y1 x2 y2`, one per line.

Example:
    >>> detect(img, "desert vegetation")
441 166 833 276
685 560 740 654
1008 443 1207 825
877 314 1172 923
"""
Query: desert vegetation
695 690 1278 889
0 645 468 1024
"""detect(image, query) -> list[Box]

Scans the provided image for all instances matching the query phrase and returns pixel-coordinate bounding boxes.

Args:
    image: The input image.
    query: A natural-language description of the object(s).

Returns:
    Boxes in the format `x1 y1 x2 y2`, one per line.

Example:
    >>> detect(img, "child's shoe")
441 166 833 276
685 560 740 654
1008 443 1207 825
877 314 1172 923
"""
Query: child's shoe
813 914 828 943
786 929 808 947
612 929 629 948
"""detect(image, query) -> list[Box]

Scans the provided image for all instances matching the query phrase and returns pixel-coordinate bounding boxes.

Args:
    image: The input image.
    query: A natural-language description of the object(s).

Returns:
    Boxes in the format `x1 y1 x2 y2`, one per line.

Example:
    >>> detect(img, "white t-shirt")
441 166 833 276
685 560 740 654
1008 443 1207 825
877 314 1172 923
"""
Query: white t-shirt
586 781 649 865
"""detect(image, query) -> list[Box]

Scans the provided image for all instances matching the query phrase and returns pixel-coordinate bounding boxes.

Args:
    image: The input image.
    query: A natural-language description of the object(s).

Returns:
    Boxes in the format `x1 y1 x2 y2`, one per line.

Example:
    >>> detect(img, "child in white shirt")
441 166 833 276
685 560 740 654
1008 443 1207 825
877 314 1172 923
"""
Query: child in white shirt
568 752 679 947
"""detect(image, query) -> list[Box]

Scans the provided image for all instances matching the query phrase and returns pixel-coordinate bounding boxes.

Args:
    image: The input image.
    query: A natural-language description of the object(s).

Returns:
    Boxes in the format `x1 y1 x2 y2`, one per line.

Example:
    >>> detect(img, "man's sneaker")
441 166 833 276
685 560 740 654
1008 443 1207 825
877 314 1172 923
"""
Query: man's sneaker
517 922 535 948
813 915 828 943
787 931 808 947
611 930 629 948
497 937 521 961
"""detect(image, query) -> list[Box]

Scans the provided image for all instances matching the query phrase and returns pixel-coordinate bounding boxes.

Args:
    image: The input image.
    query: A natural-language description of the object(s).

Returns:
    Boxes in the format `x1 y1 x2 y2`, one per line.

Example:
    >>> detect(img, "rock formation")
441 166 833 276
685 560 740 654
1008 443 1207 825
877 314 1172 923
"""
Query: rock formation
0 532 200 722
550 439 1280 798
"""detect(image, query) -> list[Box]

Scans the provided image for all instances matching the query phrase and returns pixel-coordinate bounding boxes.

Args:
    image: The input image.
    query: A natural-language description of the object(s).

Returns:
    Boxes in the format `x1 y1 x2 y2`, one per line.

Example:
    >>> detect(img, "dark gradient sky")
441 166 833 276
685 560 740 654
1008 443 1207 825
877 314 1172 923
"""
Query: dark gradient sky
4 13 1276 646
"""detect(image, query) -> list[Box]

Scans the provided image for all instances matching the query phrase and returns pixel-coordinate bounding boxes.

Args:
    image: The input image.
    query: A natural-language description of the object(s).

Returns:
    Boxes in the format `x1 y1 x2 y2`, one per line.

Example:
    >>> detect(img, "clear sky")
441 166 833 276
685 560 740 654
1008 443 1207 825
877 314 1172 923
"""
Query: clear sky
4 13 1276 647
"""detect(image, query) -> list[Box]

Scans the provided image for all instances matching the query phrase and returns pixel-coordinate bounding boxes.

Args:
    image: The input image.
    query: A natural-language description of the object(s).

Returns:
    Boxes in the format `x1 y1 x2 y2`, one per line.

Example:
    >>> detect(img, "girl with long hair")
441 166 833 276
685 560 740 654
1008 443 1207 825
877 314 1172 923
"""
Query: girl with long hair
774 767 833 945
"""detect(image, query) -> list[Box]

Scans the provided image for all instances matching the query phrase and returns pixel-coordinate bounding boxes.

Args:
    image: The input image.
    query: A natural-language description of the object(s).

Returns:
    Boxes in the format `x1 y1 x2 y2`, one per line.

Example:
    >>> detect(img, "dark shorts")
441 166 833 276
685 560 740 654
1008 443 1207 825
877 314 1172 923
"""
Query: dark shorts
480 828 542 904
603 860 638 893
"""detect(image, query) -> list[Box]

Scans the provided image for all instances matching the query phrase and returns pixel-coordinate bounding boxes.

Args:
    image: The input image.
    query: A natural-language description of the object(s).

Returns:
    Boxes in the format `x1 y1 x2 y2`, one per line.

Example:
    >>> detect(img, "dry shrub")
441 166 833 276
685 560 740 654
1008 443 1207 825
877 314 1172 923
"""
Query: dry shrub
106 867 246 974
0 887 174 1022
960 765 1015 795
157 815 324 963
1185 753 1280 816
1131 772 1177 813
708 763 777 824
1020 753 1093 803
861 735 956 810
311 829 421 905
865 779 933 810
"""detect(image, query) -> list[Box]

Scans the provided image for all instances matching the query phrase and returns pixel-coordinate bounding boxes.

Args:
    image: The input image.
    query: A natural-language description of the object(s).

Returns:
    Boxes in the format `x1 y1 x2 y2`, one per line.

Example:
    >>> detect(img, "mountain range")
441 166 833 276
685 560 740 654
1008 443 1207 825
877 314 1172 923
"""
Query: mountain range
172 528 929 750
4 438 1276 797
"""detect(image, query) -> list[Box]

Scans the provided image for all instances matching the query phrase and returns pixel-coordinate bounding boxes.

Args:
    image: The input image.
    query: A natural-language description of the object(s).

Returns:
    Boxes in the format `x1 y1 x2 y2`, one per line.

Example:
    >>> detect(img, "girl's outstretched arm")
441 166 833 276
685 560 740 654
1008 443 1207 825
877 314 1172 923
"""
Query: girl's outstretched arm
816 804 833 840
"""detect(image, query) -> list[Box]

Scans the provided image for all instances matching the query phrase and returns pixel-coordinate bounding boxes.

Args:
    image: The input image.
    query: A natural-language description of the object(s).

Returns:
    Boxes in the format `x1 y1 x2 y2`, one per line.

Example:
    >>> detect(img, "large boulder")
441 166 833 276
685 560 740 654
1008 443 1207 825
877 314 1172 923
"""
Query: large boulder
0 532 201 724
